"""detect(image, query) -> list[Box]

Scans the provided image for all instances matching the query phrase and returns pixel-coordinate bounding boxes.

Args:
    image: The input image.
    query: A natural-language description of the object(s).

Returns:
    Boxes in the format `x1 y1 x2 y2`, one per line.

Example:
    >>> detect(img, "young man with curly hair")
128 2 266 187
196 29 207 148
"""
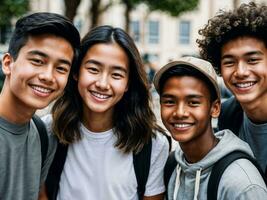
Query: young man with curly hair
197 2 267 176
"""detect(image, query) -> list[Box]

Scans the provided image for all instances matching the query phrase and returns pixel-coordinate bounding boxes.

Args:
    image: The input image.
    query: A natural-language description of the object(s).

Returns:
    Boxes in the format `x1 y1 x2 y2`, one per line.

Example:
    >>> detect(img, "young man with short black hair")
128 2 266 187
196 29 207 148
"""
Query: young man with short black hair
0 12 80 199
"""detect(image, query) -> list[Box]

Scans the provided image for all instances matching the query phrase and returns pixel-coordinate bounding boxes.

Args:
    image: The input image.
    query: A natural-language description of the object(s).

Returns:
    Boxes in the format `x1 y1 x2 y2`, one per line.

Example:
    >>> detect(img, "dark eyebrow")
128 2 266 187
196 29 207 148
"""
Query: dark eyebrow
85 59 128 74
28 50 48 58
244 51 264 57
84 59 102 66
161 94 175 98
28 50 72 67
221 51 264 60
221 54 234 60
187 94 204 99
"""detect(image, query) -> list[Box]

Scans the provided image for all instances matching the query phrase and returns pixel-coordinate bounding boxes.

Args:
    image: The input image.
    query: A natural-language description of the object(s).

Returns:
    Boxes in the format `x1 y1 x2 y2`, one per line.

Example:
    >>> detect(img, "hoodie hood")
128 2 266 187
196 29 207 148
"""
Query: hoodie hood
169 129 254 200
175 129 253 174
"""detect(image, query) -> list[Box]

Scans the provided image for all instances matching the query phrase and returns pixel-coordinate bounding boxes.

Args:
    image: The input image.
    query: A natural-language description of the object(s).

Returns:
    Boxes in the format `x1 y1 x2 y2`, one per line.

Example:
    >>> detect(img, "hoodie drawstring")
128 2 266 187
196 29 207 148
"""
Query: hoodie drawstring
193 168 202 200
173 165 181 200
173 167 202 200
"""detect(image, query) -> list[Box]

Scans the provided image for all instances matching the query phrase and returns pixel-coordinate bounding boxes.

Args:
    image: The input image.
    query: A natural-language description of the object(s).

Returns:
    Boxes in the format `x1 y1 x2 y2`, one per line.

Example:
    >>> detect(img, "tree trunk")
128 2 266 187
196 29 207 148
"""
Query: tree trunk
90 0 101 29
124 2 132 33
64 0 81 22
233 0 240 9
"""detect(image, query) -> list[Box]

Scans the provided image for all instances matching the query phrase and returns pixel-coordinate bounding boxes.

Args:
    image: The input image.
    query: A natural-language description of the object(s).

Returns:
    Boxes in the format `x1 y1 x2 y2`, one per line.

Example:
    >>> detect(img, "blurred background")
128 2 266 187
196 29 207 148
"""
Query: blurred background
1 0 266 67
0 0 265 126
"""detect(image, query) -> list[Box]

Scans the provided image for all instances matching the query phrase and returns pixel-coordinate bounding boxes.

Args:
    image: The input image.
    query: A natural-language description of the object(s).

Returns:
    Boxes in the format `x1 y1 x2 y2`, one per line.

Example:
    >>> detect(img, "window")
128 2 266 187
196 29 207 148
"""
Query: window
179 20 191 44
130 20 140 42
148 20 159 44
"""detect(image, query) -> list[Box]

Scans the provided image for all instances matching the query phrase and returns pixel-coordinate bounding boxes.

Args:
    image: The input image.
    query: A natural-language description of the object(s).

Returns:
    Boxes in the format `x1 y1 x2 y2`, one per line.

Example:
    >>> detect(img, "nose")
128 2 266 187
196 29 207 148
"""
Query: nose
95 74 110 90
235 61 249 78
173 103 188 118
38 66 55 83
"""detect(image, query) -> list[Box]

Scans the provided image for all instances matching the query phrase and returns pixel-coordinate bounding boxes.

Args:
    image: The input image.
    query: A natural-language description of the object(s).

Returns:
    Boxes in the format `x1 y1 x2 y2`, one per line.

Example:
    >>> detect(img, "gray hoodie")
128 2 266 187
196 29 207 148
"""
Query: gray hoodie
168 129 267 200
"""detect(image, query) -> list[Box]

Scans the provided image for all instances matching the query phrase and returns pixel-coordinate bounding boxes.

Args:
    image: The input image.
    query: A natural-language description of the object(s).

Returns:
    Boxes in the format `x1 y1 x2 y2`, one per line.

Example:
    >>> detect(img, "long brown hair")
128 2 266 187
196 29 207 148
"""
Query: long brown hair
52 25 164 153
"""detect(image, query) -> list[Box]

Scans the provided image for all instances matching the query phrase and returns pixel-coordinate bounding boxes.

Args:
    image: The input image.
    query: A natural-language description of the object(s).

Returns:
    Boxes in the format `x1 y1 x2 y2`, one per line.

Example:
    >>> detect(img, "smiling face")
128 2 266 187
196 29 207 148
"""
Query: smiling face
77 43 129 120
221 36 267 106
160 75 220 145
2 34 74 111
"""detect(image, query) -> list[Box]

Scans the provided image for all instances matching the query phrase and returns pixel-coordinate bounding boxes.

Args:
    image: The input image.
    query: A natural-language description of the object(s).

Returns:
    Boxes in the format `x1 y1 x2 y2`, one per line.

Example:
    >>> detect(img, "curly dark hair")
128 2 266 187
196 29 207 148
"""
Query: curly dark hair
197 2 267 75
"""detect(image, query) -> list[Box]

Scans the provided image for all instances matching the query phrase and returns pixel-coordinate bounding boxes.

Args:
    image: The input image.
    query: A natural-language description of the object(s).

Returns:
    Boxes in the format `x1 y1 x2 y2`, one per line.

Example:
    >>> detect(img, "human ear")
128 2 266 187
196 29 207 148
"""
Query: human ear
210 99 221 118
2 53 13 75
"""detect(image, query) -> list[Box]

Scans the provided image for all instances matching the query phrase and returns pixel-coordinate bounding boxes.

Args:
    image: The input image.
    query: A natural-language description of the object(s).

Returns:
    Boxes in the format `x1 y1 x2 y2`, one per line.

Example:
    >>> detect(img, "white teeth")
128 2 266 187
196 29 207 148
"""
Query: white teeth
32 86 52 93
236 82 254 88
91 91 109 99
174 124 191 128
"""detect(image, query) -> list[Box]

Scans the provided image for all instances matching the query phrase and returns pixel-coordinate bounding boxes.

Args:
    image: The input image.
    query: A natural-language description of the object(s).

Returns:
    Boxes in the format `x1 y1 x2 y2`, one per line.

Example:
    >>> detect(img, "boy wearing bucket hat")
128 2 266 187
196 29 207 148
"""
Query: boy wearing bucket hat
154 56 267 199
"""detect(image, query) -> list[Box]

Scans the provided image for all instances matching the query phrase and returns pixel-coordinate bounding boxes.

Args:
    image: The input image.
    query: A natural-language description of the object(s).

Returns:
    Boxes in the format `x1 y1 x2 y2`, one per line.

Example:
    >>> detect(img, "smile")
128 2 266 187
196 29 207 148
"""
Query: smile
173 123 192 128
31 85 53 94
91 91 110 99
234 81 256 88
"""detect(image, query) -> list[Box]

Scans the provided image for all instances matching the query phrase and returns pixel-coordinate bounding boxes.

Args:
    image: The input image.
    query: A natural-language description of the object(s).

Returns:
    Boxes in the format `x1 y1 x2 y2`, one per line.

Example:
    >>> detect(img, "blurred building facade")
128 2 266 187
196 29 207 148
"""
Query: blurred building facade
1 0 266 67
29 0 267 67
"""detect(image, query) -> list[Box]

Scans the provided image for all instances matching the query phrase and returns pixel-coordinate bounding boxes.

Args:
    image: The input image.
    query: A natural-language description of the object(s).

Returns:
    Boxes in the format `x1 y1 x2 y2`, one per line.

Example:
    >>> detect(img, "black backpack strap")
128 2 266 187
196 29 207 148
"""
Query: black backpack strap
164 133 172 152
46 142 68 200
133 138 152 200
207 151 267 200
163 151 177 200
32 114 48 169
218 96 243 135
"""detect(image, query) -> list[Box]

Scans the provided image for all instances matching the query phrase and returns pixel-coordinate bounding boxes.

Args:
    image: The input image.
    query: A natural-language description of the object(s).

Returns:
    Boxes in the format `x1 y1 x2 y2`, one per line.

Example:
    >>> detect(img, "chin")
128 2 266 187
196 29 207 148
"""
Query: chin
235 94 256 104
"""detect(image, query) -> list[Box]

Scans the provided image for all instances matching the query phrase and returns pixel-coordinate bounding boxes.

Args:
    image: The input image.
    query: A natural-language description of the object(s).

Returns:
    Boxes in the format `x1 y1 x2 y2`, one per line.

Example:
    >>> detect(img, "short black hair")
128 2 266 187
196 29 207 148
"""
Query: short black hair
158 65 218 103
8 12 80 60
197 2 267 75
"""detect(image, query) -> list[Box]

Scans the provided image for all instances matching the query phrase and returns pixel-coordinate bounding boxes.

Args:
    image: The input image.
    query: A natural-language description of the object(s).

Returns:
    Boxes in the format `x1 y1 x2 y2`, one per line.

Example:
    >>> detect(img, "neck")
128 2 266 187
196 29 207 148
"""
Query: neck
82 110 113 133
241 96 267 123
180 130 218 163
0 92 35 124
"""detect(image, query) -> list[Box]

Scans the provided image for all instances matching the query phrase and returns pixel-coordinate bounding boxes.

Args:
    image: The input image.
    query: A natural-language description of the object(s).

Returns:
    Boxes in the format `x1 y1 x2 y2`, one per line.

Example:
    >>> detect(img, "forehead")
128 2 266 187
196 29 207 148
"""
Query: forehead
84 43 128 59
17 34 74 61
162 75 211 97
222 36 266 55
82 43 129 71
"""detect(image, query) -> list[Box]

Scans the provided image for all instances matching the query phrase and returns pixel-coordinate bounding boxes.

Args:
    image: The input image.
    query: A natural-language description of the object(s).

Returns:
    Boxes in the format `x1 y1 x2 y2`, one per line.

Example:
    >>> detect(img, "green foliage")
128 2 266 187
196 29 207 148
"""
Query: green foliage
0 0 29 26
144 0 199 16
121 0 143 8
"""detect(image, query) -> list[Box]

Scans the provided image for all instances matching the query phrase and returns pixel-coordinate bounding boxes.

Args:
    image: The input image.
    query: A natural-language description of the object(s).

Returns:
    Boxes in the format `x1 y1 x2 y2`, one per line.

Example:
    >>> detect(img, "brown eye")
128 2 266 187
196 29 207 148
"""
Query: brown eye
30 59 43 66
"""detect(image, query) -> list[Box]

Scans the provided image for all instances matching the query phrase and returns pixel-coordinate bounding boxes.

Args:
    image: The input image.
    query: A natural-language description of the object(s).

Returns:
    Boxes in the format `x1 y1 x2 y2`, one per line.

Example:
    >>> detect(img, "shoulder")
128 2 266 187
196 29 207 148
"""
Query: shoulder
152 131 170 153
219 158 267 196
221 96 241 112
218 96 243 132
41 114 53 134
40 114 57 148
150 131 170 164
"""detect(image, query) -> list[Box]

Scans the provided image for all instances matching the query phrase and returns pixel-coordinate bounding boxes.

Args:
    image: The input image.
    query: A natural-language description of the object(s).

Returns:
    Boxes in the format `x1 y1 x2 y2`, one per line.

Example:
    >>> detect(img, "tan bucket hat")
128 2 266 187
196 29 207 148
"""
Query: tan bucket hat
153 56 220 99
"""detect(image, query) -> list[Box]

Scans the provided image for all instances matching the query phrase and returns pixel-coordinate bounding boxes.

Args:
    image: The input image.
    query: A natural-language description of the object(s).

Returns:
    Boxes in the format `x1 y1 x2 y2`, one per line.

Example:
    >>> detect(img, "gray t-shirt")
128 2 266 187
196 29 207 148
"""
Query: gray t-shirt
0 116 57 200
239 113 267 171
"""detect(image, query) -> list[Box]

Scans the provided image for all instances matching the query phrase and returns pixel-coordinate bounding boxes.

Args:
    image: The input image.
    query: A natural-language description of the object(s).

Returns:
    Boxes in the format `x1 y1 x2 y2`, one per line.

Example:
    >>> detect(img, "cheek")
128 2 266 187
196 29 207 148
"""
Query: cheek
160 107 172 122
77 74 92 89
57 76 69 88
221 68 232 79
114 80 128 93
195 109 210 123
